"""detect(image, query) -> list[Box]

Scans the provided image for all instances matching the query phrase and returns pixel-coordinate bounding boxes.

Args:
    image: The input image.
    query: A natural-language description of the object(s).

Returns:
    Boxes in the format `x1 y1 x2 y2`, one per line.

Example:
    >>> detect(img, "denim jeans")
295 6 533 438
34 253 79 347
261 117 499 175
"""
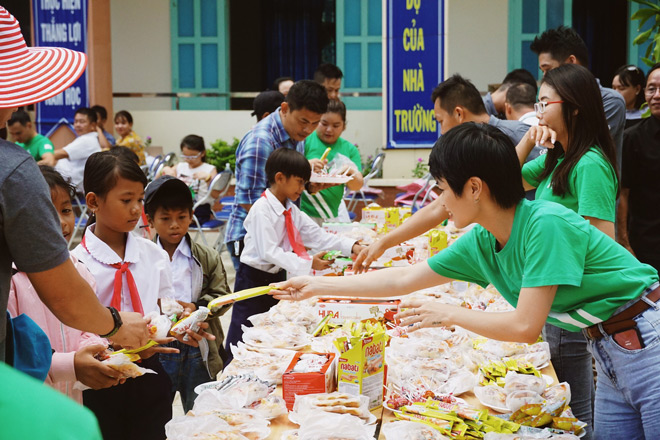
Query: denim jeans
159 340 213 412
544 324 594 440
585 293 660 440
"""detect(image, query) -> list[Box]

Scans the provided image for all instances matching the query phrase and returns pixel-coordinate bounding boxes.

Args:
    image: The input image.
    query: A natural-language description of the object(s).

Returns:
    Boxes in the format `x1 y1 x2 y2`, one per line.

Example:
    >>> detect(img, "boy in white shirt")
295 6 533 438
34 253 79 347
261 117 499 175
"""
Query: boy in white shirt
144 175 232 412
224 148 363 358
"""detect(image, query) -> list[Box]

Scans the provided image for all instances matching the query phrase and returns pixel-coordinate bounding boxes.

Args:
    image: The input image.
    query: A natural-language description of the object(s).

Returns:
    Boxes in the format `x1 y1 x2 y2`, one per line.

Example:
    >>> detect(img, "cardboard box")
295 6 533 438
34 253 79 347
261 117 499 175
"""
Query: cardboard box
281 352 336 411
316 298 400 324
361 206 400 231
335 332 387 410
428 229 448 256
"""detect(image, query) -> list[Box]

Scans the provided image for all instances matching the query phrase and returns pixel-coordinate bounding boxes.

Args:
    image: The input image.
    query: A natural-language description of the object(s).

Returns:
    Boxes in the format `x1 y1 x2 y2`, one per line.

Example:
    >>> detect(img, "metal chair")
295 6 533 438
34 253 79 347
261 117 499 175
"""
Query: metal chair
344 152 385 212
68 193 89 249
410 173 438 213
146 154 163 180
190 171 233 252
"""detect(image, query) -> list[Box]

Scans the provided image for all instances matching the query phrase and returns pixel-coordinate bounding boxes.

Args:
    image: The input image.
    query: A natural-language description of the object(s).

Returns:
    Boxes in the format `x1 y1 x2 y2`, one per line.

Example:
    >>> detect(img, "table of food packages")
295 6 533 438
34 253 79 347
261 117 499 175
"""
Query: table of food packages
162 216 586 440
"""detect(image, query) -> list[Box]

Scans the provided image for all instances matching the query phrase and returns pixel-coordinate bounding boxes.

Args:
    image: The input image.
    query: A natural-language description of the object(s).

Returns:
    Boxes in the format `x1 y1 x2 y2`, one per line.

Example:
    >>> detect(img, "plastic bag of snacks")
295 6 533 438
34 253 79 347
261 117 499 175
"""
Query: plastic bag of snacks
222 343 296 384
144 311 172 340
194 375 274 410
503 371 546 395
295 411 376 440
74 352 155 391
381 420 450 440
505 390 544 413
252 394 288 420
291 392 375 425
160 296 184 319
165 415 251 440
170 306 209 341
241 323 310 350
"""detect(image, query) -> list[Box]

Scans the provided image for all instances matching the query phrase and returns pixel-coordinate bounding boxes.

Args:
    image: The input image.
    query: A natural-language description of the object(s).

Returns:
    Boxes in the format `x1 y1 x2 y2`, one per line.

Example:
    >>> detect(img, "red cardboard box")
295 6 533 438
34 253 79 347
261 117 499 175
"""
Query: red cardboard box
282 352 336 411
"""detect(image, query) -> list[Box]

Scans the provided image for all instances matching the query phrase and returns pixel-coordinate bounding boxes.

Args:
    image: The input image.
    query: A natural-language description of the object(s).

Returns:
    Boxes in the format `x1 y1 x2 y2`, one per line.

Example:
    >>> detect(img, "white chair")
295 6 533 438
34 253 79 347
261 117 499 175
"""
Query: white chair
190 171 233 252
344 152 385 212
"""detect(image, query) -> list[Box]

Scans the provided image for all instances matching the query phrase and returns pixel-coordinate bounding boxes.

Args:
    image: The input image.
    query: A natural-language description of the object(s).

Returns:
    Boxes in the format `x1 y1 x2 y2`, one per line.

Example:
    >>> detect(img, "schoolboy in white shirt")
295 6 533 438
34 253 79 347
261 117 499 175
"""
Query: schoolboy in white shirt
224 148 363 359
144 175 232 412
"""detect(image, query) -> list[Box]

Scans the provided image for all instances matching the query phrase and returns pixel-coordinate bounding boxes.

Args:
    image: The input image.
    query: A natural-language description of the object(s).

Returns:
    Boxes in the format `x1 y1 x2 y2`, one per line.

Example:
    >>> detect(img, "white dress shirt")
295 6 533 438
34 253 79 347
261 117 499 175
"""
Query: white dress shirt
519 111 540 126
72 224 174 314
241 189 356 277
159 236 194 303
55 132 101 193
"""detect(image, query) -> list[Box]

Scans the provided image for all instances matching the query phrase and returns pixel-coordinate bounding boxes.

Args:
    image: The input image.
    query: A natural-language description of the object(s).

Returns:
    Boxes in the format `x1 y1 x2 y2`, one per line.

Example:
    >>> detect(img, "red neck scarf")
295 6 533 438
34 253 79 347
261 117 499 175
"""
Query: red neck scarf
81 235 144 315
262 191 310 260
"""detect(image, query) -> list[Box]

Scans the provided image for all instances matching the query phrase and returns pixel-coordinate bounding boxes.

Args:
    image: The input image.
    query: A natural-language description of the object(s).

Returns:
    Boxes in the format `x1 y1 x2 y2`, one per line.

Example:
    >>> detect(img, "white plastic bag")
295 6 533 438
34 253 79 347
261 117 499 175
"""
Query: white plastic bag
503 371 546 395
381 420 450 439
296 411 376 440
291 392 375 425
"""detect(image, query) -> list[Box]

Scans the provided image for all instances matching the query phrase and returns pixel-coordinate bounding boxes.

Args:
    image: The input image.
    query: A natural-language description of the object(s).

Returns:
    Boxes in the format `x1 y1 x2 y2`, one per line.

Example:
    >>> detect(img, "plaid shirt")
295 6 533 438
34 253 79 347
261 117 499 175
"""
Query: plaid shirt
225 108 304 243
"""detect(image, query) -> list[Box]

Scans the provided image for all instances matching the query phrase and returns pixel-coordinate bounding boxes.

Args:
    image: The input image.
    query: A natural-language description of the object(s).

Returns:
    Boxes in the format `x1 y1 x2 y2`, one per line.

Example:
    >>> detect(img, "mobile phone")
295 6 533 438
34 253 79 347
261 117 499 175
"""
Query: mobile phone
613 327 645 350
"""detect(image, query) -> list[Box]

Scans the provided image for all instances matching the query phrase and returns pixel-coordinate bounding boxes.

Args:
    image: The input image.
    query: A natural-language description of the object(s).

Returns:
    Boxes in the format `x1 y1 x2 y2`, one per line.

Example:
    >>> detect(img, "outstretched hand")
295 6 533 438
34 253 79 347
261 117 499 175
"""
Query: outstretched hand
353 240 386 273
269 276 316 301
395 298 454 332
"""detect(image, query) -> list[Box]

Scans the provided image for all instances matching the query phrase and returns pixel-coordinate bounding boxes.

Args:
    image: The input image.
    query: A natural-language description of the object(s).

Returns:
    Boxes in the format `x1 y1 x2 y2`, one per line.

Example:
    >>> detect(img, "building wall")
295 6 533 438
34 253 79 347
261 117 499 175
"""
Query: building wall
110 0 509 178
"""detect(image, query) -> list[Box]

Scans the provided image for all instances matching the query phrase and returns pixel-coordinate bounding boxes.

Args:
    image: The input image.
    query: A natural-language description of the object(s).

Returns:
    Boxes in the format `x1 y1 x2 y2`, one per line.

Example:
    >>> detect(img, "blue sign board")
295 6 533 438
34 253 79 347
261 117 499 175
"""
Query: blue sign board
33 0 88 136
386 0 445 149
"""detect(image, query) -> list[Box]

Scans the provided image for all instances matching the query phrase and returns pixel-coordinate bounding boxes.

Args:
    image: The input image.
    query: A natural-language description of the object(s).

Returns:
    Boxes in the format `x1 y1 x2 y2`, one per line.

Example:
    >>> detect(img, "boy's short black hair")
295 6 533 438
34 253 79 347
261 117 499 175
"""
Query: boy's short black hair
91 105 108 121
429 123 524 209
285 80 329 115
530 26 589 66
265 148 311 185
431 74 487 115
505 83 537 110
7 109 30 126
314 63 343 83
75 107 98 124
144 176 194 219
502 68 538 94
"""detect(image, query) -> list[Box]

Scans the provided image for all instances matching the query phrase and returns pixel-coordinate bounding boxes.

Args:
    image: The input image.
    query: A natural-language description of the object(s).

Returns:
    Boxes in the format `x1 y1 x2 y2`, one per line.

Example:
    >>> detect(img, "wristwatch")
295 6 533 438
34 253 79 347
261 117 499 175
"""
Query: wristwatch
99 306 123 338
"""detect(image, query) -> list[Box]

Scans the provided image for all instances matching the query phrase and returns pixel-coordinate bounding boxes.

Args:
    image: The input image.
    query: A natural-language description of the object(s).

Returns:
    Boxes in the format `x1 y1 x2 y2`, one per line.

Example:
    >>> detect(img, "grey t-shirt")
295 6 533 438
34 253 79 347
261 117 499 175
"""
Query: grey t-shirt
0 140 69 344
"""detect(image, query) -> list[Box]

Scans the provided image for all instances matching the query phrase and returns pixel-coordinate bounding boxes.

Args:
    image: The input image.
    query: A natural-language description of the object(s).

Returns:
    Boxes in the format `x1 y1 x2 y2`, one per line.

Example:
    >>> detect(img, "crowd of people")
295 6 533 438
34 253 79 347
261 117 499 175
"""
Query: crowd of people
2 3 660 438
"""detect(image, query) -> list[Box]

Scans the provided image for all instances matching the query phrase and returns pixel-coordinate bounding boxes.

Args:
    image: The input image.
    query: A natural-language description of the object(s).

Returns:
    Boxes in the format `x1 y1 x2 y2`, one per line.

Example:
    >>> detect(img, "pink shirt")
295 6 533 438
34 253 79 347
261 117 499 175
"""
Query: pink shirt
7 255 104 404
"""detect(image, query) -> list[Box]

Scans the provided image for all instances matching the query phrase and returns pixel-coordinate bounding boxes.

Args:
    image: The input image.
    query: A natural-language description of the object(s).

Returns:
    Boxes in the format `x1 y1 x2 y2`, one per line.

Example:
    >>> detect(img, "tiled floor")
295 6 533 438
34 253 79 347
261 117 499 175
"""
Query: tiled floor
172 231 236 417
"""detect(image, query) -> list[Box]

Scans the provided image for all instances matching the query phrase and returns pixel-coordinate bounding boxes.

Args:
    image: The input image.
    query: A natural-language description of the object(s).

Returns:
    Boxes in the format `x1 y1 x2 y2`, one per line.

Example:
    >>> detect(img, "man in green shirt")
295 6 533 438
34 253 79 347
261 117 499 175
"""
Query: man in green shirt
7 109 55 166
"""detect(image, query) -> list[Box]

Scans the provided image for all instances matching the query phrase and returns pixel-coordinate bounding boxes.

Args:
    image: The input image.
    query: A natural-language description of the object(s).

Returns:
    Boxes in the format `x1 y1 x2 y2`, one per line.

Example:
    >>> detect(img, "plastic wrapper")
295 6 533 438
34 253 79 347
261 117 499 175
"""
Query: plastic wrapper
193 375 273 410
479 340 528 357
251 394 287 420
506 342 551 369
145 311 173 340
389 336 451 359
381 420 451 440
248 300 320 333
186 408 271 440
505 390 544 413
161 296 184 319
541 382 571 407
165 415 251 440
222 343 296 384
291 392 375 424
504 371 546 395
171 306 209 341
474 385 508 410
295 411 376 440
73 352 156 391
241 323 310 350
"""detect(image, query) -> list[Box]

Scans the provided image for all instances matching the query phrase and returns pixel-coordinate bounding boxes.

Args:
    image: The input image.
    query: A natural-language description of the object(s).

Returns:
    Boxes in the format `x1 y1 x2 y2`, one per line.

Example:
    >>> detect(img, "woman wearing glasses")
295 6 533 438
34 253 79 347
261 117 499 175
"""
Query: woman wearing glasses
515 63 618 439
612 64 646 129
163 134 218 224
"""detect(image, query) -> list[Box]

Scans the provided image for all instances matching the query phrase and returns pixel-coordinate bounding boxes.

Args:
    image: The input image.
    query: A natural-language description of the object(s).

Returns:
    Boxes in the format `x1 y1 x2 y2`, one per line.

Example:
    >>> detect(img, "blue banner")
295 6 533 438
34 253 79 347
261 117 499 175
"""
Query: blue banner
386 0 445 149
32 0 88 136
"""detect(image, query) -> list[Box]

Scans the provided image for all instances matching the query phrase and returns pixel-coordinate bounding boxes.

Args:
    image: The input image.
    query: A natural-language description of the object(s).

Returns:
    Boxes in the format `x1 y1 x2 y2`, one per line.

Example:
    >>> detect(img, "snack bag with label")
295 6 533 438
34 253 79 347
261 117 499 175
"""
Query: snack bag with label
333 321 388 410
428 229 448 257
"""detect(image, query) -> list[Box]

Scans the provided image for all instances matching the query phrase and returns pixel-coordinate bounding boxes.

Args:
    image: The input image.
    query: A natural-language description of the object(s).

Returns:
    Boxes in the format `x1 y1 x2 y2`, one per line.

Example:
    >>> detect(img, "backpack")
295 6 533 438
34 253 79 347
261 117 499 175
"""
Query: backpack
5 311 52 381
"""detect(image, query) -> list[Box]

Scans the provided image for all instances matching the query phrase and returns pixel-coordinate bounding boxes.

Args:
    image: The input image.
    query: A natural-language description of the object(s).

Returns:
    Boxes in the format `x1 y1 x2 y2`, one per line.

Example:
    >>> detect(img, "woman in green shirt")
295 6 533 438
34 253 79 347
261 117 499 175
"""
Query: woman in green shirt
301 100 364 225
515 64 619 436
271 124 660 439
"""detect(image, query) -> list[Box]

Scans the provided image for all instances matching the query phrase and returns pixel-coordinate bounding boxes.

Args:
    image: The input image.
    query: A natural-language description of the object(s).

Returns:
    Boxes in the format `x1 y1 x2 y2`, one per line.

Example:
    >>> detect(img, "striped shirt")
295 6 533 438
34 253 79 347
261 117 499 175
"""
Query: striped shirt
225 108 304 243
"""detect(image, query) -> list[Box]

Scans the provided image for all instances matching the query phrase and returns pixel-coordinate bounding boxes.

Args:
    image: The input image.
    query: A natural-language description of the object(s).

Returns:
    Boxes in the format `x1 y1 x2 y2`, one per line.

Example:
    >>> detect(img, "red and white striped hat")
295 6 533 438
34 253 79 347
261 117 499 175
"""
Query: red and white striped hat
0 6 87 108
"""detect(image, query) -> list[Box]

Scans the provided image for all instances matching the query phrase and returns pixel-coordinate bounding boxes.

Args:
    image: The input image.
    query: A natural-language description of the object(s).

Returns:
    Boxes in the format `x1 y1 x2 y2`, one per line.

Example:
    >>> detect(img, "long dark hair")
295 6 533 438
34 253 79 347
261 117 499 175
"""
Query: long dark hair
83 150 148 228
537 64 618 196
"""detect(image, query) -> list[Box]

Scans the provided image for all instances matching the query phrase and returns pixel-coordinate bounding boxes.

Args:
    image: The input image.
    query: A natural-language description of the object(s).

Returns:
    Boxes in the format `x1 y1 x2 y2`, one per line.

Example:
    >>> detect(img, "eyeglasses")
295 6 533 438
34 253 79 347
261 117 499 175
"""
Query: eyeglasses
645 86 660 97
534 100 564 114
180 152 202 160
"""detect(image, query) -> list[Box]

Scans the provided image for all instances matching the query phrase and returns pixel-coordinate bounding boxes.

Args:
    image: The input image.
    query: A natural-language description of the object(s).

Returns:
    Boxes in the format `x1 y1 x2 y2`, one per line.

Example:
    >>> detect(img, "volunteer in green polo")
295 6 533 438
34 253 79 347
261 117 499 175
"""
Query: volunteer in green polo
7 109 55 166
301 100 363 224
270 123 660 439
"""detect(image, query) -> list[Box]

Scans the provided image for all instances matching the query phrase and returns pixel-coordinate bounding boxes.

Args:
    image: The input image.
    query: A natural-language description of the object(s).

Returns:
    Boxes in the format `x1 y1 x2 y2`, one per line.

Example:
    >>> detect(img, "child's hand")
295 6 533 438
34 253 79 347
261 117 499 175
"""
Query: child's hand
74 344 122 389
172 321 216 348
138 337 179 360
308 158 327 173
351 243 365 258
177 300 197 318
312 250 333 271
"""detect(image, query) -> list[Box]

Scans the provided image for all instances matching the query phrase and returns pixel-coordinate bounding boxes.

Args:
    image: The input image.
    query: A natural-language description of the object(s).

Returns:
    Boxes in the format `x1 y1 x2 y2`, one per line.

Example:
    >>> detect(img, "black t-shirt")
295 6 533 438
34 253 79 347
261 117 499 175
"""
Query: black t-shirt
621 115 660 262
0 140 69 344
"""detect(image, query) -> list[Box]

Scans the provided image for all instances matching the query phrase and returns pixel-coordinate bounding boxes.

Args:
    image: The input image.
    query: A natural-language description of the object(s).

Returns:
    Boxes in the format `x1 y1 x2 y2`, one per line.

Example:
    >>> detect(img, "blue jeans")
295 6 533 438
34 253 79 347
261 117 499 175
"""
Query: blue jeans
159 340 213 412
585 293 660 440
544 324 594 440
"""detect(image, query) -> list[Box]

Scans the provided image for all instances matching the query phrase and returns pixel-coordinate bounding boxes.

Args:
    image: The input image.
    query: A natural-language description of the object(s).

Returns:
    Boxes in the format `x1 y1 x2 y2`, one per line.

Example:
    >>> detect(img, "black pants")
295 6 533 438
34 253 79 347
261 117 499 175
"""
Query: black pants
224 263 285 363
193 204 213 225
83 355 172 440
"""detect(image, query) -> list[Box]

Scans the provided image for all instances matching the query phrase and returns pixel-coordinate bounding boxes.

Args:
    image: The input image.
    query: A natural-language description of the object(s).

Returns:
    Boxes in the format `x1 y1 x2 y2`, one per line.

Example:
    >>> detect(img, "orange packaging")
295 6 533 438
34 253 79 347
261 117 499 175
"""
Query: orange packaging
281 352 336 411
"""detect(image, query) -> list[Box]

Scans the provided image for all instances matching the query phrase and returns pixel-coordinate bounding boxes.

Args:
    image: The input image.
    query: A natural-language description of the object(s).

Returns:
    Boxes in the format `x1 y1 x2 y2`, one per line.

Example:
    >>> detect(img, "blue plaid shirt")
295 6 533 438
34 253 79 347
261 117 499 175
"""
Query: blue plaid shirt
225 108 304 243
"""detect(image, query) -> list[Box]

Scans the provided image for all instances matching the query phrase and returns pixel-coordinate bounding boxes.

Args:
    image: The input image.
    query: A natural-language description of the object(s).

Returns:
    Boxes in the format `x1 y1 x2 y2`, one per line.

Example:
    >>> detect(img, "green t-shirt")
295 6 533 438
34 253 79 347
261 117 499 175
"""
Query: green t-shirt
0 362 102 439
427 199 658 331
301 132 362 219
521 147 617 222
17 134 54 162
